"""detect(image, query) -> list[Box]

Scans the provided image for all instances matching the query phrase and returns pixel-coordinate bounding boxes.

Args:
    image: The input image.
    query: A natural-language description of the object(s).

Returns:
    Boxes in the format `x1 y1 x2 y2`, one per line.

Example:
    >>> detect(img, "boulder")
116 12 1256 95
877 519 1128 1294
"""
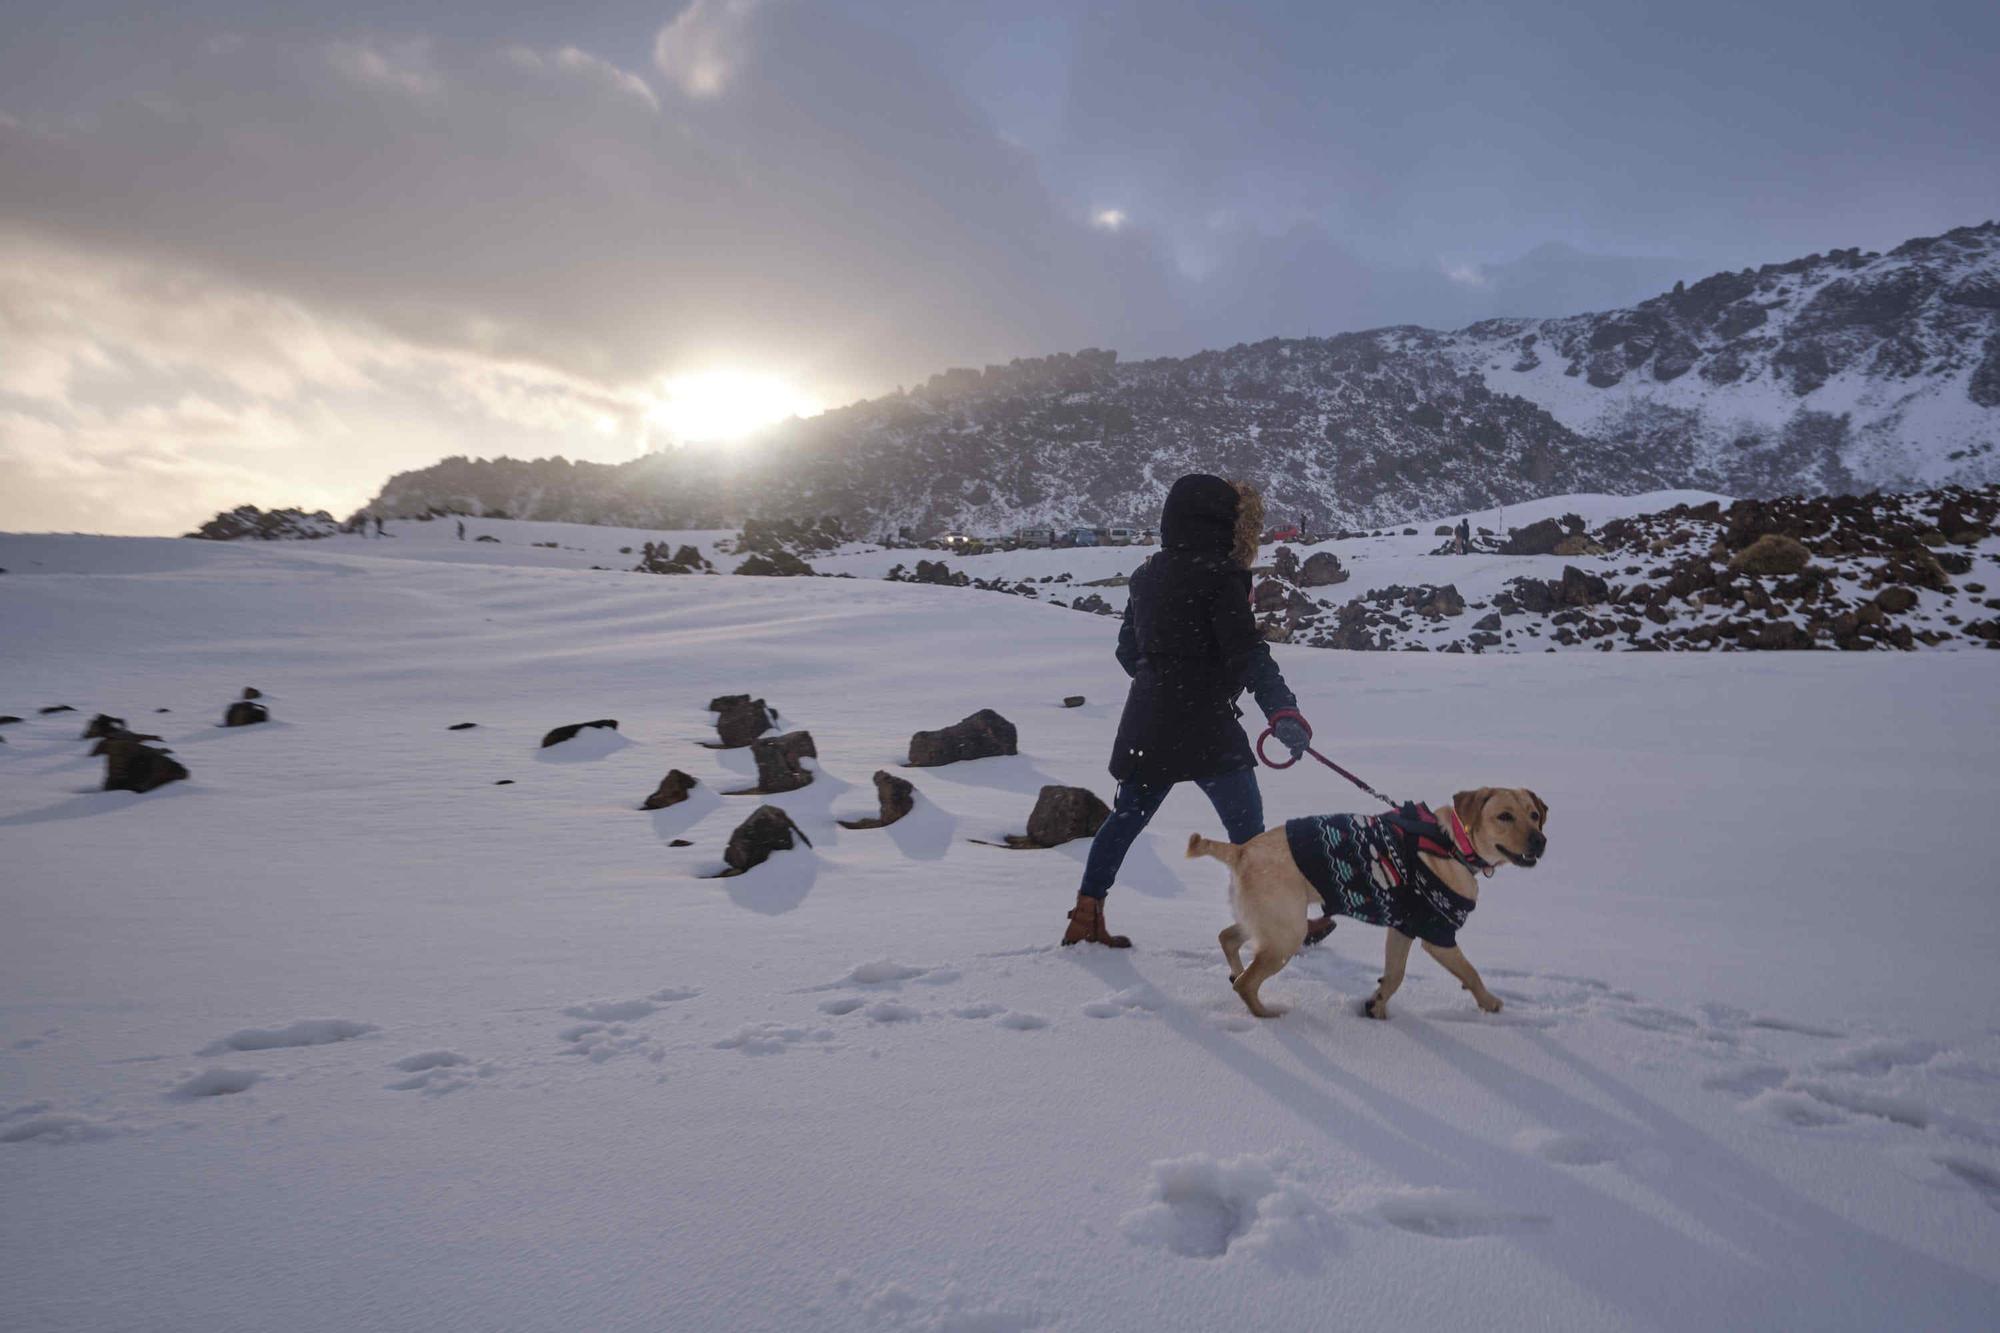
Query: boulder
0 715 21 725
642 769 699 810
1502 518 1567 555
1297 551 1348 587
717 804 813 876
1557 566 1609 607
81 713 128 740
707 695 775 748
1417 584 1465 617
839 771 917 829
1728 534 1812 577
1874 585 1918 615
733 551 815 577
100 737 188 793
39 704 75 715
241 687 262 700
448 722 477 731
1004 785 1112 848
540 718 617 748
1473 612 1503 631
1061 695 1086 708
223 700 270 728
908 709 1018 767
669 838 693 848
732 731 817 794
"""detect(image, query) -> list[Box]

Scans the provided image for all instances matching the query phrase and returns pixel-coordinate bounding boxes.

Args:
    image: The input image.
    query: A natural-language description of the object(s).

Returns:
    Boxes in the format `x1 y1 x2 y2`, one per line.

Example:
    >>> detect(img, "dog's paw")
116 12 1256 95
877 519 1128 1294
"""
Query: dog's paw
1476 992 1504 1014
1362 996 1389 1021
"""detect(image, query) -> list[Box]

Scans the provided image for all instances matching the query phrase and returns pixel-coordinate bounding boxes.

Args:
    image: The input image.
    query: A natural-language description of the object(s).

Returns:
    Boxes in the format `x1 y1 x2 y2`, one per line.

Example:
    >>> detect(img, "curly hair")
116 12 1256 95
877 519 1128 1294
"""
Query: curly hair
1229 481 1264 570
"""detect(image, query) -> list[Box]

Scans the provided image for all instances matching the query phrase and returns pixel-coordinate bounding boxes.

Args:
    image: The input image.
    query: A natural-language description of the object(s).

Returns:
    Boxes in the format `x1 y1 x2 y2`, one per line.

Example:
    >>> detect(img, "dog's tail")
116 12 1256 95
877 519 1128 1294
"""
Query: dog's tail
1186 832 1243 867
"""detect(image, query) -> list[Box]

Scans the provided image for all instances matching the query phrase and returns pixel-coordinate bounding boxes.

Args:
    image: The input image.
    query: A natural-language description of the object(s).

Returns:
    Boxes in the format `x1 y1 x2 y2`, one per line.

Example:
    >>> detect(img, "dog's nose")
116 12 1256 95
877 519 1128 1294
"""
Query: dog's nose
1528 832 1547 856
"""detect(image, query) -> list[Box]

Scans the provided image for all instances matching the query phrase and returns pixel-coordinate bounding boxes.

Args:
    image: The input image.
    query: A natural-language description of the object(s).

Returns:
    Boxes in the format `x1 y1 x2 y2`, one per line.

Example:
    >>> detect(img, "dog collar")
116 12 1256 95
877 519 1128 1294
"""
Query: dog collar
1445 808 1495 878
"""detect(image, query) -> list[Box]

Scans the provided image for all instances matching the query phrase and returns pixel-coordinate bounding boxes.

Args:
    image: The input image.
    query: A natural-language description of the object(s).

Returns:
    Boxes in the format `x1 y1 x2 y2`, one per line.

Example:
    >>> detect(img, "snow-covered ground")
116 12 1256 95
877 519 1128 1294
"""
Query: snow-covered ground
4 528 1999 1332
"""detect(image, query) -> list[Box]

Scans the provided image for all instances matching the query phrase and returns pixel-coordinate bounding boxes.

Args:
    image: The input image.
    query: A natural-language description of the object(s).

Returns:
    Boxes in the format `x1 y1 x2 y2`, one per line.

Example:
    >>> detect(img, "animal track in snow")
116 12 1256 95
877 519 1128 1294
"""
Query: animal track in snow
1 1112 117 1145
199 1018 376 1055
168 1068 262 1100
863 1001 921 1024
1083 984 1164 1019
1814 1039 1941 1077
1701 1063 1789 1098
951 1002 1006 1019
1744 1088 1848 1128
818 997 867 1016
1121 1152 1330 1263
713 1022 836 1055
1373 1188 1552 1239
387 1050 488 1093
558 1022 664 1064
840 960 934 987
563 998 659 1022
995 1011 1050 1031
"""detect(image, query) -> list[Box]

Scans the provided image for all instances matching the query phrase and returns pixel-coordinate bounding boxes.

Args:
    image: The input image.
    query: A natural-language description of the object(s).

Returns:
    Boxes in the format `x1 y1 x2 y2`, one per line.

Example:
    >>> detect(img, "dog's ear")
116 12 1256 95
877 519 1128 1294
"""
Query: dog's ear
1526 790 1548 825
1452 788 1492 829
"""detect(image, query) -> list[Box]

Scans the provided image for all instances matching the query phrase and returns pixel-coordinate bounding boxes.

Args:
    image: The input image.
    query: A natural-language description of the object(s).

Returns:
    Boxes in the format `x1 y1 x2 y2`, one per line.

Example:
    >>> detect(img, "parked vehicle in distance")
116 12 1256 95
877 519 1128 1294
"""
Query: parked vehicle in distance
1015 525 1054 548
1067 527 1099 547
1105 526 1136 545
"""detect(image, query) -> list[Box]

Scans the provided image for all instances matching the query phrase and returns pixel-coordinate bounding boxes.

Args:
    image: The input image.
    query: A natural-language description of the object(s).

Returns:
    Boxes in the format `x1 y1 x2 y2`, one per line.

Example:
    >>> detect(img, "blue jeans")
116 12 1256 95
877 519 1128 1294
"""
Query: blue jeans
1078 766 1265 900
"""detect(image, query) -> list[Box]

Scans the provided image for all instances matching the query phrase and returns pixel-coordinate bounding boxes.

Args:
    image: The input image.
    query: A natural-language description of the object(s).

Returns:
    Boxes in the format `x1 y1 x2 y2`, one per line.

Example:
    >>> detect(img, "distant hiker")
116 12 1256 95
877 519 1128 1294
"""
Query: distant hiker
374 515 386 537
1454 517 1470 554
1063 474 1332 948
457 520 466 541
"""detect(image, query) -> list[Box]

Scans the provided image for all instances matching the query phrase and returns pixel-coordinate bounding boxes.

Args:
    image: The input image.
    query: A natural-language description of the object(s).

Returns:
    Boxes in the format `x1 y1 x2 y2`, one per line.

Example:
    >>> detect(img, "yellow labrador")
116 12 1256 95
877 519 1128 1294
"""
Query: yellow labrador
1187 788 1548 1019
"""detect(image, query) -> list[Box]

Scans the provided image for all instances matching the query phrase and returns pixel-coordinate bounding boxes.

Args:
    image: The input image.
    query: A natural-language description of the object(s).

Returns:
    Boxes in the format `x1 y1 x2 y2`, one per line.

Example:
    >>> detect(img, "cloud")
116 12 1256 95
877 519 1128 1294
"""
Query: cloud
654 0 768 99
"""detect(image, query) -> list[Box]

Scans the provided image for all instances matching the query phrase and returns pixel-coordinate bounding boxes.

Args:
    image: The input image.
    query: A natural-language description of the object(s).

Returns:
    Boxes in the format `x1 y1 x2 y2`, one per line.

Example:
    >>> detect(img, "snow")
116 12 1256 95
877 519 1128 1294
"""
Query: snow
4 523 1999 1331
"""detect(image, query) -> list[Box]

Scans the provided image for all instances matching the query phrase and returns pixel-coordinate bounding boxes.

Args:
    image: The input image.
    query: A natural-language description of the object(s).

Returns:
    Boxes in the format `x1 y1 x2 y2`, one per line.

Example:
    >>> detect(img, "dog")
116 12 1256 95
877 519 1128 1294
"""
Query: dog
1188 788 1547 1019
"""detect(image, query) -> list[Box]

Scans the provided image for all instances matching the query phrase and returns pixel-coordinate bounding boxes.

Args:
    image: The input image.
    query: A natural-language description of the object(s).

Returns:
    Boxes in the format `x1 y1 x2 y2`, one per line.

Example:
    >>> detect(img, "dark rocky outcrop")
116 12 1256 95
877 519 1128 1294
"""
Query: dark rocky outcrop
81 713 128 740
716 804 813 876
908 709 1018 767
186 505 340 541
1297 551 1349 587
540 718 616 747
733 551 815 577
706 695 775 749
1729 534 1813 576
223 700 270 728
100 737 189 793
448 722 477 731
839 771 917 829
1003 785 1112 848
39 705 75 715
729 731 817 795
0 715 21 726
642 769 699 810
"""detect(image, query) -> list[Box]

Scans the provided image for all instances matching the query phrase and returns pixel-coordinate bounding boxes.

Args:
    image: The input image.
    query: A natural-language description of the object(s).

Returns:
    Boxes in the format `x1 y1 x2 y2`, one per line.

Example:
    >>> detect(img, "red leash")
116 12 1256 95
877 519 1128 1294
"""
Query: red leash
1255 708 1399 809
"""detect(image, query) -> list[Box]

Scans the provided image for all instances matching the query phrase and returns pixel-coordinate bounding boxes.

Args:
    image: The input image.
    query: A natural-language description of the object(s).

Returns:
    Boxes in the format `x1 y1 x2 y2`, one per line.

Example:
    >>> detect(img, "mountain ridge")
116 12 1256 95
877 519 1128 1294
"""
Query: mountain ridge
366 220 2000 536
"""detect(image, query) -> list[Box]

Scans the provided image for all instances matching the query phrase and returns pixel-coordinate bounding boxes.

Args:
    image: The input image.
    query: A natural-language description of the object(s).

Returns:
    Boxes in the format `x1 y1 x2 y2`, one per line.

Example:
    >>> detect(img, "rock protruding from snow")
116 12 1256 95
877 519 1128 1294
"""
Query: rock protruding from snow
717 804 812 876
1729 534 1814 576
1061 695 1086 708
99 736 189 793
642 769 699 810
706 695 775 749
1297 551 1349 587
186 505 341 541
223 700 270 728
81 713 128 740
729 732 817 795
1004 785 1111 848
908 709 1018 767
839 771 916 829
540 719 617 748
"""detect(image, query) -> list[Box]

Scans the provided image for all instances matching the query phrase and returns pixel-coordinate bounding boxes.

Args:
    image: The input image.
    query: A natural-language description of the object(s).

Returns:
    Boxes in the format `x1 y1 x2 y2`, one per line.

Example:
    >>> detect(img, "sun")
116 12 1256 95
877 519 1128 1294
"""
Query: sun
645 369 822 445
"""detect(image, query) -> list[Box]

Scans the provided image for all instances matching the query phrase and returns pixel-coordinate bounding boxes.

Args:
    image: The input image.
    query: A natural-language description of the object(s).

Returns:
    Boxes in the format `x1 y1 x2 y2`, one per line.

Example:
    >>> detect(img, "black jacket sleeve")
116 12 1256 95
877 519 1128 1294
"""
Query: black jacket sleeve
1114 600 1140 678
1210 571 1297 717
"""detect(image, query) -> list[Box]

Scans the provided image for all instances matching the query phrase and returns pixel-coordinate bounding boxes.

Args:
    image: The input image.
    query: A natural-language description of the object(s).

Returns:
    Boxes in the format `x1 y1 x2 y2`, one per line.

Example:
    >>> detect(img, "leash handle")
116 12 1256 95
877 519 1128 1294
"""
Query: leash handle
1256 721 1400 809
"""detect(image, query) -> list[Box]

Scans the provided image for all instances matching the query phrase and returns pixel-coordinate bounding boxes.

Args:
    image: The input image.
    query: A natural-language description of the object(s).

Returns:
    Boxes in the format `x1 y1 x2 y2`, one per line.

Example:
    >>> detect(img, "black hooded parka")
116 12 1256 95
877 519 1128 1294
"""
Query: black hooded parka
1108 475 1296 786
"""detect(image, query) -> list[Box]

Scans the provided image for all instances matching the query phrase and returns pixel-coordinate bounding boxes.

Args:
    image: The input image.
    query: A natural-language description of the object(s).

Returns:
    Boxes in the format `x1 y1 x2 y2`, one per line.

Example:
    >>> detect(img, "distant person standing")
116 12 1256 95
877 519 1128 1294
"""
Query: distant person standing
373 515 385 538
1455 517 1470 554
457 520 466 541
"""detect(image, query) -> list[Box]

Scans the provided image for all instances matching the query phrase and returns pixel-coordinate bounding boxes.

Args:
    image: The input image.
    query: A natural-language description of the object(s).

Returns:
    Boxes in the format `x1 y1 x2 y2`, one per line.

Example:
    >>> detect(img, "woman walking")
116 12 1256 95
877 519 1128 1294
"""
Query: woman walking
1062 474 1330 947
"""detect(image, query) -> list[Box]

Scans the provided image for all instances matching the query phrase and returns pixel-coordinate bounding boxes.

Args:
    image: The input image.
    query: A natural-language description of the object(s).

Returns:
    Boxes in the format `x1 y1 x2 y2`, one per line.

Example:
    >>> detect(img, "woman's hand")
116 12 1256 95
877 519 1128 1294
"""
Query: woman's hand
1270 712 1312 758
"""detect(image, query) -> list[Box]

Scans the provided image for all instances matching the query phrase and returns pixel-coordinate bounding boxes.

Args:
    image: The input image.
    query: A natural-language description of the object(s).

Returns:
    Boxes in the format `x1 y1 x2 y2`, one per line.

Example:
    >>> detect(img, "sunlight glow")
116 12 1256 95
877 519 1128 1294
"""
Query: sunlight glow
645 370 822 444
1092 208 1127 231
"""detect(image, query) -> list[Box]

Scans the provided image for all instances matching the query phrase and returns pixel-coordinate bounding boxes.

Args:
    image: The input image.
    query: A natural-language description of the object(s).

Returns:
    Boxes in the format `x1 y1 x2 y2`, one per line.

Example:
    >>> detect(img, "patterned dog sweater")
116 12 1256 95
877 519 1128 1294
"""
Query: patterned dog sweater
1284 811 1476 949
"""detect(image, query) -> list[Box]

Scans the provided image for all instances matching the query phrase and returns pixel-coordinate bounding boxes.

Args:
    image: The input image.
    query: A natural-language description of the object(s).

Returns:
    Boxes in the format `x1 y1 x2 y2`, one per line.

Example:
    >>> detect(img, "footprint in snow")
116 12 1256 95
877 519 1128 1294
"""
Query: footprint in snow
559 1022 664 1064
199 1018 376 1055
995 1012 1049 1031
167 1068 262 1100
1 1112 119 1145
387 1050 490 1094
1512 1128 1620 1166
1083 984 1164 1019
1121 1152 1332 1267
951 1002 1006 1020
713 1022 836 1055
1813 1039 1941 1077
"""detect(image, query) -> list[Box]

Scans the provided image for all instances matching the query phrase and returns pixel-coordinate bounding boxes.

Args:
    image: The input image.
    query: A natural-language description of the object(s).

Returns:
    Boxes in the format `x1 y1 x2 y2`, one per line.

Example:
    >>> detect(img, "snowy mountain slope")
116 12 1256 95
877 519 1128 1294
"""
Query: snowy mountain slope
363 223 1999 538
4 534 1999 1332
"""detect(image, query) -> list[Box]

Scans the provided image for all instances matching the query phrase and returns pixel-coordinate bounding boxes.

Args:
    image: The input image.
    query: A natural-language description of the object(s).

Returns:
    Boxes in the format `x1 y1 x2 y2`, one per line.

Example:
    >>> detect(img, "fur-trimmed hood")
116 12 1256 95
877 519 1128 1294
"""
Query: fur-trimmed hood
1160 474 1263 569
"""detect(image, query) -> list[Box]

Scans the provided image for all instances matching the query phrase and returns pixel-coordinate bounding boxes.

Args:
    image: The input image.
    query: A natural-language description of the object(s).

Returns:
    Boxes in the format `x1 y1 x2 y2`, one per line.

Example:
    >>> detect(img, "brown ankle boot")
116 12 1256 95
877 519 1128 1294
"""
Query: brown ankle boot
1061 894 1132 948
1303 915 1337 948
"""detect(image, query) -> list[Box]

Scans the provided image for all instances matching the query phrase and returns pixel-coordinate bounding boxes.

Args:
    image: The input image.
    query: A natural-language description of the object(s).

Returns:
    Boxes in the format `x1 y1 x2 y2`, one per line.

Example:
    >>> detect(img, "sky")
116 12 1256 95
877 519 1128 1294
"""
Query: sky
2 1 1996 534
